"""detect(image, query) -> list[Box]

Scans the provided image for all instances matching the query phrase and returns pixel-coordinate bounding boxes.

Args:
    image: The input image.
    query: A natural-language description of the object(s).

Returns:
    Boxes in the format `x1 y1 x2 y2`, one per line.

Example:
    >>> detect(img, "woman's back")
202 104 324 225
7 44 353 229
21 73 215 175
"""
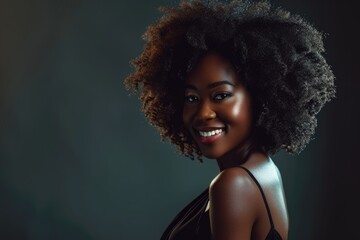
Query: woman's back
161 153 289 240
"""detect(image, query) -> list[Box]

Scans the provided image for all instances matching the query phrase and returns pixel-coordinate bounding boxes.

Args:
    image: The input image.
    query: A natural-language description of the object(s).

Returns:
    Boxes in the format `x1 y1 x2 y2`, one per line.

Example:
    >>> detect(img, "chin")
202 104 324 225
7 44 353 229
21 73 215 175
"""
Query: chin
199 149 224 160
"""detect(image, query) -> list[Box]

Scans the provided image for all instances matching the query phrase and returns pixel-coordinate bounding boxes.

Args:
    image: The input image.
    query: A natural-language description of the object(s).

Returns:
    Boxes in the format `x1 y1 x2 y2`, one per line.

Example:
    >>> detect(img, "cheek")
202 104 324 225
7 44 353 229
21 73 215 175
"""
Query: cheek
230 97 242 117
224 94 252 125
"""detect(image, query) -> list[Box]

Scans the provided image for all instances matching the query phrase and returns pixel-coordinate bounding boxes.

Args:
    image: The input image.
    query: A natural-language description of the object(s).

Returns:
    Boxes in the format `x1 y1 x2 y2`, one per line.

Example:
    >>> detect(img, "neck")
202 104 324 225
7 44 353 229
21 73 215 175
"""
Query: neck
215 140 254 171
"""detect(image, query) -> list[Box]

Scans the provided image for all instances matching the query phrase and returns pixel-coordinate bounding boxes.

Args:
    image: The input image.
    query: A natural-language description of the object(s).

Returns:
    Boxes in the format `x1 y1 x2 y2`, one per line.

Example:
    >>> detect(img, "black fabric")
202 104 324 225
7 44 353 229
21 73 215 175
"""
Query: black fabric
160 166 282 240
237 166 283 240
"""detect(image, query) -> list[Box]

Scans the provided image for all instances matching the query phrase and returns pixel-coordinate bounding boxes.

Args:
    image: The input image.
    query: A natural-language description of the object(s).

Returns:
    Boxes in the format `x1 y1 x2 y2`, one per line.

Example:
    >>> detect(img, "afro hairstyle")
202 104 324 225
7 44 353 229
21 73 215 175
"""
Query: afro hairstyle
124 0 336 162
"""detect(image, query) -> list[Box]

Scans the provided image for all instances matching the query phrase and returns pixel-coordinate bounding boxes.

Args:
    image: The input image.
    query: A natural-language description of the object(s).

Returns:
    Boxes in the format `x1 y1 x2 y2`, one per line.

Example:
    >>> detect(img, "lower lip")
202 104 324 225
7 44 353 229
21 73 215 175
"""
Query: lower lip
197 131 225 143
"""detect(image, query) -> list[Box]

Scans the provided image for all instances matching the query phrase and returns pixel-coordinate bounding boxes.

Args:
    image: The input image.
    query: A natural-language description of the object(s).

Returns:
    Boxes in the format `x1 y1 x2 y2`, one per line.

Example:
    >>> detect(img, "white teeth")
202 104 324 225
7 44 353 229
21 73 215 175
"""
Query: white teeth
199 128 224 137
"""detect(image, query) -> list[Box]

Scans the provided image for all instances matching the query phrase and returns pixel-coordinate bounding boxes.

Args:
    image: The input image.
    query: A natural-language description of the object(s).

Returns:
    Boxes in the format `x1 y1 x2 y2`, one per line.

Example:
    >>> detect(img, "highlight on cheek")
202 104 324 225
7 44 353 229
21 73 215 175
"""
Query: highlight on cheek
231 92 246 117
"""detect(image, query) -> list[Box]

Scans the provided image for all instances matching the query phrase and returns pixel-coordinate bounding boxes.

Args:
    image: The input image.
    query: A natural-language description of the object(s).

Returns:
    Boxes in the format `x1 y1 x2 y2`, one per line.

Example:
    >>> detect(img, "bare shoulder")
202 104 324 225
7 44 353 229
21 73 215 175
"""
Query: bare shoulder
209 152 280 197
209 167 262 239
208 153 289 239
241 154 289 239
210 167 260 201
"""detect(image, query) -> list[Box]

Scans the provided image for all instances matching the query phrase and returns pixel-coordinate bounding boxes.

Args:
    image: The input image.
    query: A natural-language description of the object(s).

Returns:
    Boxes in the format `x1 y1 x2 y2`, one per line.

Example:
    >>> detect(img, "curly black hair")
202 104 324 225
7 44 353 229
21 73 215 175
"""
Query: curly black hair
124 0 336 162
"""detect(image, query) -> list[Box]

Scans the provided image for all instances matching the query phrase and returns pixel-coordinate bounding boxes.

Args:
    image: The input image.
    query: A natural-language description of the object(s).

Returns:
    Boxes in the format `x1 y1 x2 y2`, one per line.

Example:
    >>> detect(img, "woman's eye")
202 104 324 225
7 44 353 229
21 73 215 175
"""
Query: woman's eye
214 92 232 101
184 95 198 103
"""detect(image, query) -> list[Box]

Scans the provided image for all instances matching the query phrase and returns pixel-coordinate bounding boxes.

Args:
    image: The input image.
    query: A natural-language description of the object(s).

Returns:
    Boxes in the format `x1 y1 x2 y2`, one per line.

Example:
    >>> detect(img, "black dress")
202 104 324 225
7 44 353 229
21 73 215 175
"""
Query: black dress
160 166 283 240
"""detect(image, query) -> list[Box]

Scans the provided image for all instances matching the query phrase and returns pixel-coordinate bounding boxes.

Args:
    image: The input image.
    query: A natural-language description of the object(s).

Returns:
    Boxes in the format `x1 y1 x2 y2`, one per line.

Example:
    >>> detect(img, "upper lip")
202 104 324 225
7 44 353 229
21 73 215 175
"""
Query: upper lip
193 126 226 132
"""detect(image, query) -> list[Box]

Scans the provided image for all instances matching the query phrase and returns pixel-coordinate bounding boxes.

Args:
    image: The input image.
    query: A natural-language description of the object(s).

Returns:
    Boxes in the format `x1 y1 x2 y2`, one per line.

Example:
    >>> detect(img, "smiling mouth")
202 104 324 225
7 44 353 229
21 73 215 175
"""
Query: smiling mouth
193 127 226 143
200 128 224 136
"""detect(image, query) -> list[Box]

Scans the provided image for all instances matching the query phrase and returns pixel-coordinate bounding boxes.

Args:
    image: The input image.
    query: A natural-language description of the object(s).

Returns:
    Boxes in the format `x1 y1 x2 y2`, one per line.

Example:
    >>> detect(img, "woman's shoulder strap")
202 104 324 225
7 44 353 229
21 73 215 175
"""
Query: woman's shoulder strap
237 165 275 228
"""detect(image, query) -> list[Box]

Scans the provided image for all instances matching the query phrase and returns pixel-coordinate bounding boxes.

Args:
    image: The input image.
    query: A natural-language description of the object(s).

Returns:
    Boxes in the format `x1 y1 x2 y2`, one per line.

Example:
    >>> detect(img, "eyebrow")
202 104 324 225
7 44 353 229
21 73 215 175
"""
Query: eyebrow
184 80 235 90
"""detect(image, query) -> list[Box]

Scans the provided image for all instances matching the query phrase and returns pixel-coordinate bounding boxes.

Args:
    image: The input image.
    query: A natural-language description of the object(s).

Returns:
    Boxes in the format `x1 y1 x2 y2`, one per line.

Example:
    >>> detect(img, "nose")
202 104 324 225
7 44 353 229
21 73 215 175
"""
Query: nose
195 100 216 121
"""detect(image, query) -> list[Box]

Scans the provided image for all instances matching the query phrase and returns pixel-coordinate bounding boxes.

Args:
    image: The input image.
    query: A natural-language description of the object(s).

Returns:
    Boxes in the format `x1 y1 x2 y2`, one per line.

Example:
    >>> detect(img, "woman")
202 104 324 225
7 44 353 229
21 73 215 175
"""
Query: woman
124 1 336 239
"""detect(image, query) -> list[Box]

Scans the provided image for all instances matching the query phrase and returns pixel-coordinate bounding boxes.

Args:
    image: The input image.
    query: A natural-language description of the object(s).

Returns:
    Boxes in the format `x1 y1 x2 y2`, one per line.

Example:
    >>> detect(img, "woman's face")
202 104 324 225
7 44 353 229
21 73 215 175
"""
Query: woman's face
182 52 253 159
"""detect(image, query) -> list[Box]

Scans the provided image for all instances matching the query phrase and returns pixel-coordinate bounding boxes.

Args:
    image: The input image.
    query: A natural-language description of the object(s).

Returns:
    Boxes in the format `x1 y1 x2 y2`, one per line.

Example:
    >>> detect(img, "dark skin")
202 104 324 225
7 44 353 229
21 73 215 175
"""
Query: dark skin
183 52 289 240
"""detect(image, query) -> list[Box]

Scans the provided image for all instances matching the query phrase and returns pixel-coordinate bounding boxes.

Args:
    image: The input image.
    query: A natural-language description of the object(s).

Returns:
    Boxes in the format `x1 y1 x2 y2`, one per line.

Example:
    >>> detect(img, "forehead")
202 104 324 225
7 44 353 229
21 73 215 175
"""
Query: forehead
185 53 238 85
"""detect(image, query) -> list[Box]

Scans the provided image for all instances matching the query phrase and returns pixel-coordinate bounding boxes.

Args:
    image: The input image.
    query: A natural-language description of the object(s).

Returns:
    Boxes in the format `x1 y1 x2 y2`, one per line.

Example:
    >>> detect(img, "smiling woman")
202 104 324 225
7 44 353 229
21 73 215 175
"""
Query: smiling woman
183 52 254 161
124 0 336 239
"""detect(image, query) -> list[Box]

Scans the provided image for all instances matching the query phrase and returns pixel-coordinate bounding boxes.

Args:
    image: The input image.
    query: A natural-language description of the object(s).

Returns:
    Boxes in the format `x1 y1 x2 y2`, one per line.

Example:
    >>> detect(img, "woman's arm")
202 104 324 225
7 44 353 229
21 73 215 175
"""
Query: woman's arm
209 168 260 240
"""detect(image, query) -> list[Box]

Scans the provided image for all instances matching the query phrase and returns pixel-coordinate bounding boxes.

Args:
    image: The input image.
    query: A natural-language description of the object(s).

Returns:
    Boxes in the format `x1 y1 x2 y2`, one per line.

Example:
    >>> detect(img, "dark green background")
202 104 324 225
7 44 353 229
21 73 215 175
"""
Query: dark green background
1 0 359 239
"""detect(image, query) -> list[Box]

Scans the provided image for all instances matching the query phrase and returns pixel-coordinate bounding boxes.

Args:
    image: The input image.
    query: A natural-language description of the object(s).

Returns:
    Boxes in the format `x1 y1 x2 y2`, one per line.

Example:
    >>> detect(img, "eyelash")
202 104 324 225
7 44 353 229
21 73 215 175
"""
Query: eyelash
214 92 232 101
184 92 232 103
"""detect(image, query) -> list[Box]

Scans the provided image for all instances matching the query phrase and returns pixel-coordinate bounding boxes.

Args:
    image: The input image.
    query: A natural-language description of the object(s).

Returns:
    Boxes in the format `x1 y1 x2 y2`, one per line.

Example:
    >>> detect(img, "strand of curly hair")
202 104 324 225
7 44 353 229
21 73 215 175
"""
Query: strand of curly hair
124 0 336 162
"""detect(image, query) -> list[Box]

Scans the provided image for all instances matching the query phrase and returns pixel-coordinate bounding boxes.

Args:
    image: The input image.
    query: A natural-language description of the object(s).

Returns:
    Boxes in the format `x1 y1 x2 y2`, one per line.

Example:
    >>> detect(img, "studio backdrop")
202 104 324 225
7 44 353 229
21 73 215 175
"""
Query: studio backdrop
0 0 359 239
